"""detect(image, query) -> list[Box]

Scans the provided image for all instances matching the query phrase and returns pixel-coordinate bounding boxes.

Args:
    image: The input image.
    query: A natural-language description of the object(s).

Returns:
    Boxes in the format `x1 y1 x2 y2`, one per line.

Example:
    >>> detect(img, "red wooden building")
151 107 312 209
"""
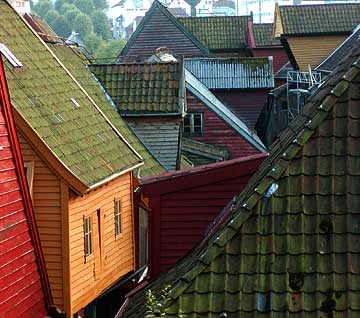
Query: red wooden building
0 57 56 318
247 22 289 73
139 153 268 277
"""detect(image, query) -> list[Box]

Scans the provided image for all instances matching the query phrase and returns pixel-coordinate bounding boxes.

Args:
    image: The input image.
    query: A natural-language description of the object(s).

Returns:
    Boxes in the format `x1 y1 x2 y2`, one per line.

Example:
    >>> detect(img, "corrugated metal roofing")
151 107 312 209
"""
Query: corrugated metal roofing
185 57 274 89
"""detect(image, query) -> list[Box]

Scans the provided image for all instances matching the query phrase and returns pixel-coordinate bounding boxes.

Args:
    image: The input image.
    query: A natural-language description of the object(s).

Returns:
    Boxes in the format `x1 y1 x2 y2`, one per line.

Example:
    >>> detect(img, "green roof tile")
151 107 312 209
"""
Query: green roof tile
90 62 183 115
279 3 360 35
47 44 166 177
0 1 142 187
178 16 250 51
122 30 360 318
253 23 281 47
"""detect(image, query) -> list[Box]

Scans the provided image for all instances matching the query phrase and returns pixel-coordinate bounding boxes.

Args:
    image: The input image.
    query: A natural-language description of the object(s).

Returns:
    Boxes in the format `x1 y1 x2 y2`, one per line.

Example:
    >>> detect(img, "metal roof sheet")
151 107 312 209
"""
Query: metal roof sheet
185 57 274 89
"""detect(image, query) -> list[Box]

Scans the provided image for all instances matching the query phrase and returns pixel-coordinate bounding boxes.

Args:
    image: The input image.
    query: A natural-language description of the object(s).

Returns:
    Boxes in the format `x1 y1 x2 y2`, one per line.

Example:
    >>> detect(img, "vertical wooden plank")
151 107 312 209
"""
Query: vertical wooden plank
61 181 71 316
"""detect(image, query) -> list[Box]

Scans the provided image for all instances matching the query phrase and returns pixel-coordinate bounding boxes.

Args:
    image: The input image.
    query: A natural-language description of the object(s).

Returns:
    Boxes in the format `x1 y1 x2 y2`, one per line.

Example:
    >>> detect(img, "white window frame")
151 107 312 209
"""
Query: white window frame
84 216 93 258
183 113 203 136
114 199 122 236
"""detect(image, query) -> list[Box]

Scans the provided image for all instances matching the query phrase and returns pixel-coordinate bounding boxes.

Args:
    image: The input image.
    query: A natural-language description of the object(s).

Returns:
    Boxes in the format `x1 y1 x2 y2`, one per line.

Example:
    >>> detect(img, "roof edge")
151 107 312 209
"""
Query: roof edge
185 70 267 152
0 56 54 312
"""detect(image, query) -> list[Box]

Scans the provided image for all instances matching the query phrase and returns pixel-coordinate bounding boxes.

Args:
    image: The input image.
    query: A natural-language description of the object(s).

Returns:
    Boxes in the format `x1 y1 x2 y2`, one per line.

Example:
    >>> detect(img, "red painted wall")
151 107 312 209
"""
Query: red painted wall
0 104 49 318
252 48 289 73
142 154 267 276
213 89 270 129
186 91 258 158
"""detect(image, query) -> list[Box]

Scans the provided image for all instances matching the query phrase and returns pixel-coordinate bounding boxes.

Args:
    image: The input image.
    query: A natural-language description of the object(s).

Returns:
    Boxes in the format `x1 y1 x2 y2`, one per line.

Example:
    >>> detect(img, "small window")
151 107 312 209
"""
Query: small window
84 216 92 257
24 161 34 197
0 43 23 68
114 199 122 235
183 113 203 136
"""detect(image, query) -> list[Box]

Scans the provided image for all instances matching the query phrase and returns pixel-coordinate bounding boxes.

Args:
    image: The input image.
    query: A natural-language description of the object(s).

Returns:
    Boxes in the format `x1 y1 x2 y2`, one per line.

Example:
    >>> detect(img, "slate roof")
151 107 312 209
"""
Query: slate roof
89 62 184 115
47 43 166 177
178 15 250 51
253 23 281 47
0 0 142 188
278 3 360 35
122 34 360 318
316 24 360 74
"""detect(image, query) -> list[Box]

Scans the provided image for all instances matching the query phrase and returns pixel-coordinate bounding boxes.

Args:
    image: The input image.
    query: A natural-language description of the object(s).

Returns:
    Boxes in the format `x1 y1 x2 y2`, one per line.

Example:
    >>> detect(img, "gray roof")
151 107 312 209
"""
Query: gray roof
184 57 274 89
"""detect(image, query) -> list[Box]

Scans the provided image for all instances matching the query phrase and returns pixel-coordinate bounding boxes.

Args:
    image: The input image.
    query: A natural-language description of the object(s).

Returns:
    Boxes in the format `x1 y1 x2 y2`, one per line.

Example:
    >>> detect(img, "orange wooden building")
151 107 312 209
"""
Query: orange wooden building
0 2 161 317
274 3 360 71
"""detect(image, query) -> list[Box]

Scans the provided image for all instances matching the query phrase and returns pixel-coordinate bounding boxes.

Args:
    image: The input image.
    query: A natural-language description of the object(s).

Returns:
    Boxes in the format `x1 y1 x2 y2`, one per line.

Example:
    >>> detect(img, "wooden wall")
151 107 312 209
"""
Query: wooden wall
1 114 49 318
127 117 181 171
252 48 289 73
143 155 266 276
213 89 270 129
287 35 347 70
123 6 204 60
17 131 65 311
186 91 258 158
68 172 135 315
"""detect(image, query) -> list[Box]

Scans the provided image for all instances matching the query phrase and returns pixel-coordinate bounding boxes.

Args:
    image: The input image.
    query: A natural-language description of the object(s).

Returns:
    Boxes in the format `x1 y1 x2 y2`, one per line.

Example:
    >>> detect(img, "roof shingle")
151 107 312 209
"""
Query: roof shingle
253 23 281 47
122 31 360 318
0 0 141 187
48 44 166 177
90 62 183 115
178 16 250 50
279 3 360 35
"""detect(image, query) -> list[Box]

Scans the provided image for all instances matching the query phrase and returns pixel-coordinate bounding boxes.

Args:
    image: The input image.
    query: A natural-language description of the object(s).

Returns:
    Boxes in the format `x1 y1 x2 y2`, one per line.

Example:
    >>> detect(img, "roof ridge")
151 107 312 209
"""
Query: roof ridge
119 0 209 58
164 48 360 306
16 6 145 183
126 44 360 316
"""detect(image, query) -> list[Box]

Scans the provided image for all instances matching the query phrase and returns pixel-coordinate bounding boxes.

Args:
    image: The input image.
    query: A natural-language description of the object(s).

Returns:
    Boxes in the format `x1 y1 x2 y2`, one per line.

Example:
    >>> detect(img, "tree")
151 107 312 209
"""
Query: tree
93 0 108 10
62 4 82 30
73 0 94 15
91 10 112 40
74 12 94 36
33 0 54 17
95 37 126 62
52 15 71 37
84 32 102 53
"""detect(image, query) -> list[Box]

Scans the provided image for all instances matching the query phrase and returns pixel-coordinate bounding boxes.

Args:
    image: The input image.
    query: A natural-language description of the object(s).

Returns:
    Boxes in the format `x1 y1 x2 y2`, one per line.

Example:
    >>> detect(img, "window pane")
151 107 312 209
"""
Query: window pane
183 115 191 133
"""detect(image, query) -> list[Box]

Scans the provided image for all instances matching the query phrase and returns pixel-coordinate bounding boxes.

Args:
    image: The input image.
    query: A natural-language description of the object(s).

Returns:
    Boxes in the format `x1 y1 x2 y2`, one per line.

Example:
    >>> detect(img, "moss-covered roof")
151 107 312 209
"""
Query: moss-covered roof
122 34 360 318
279 3 360 35
253 23 281 47
178 16 250 51
47 44 167 177
0 0 142 187
89 62 184 115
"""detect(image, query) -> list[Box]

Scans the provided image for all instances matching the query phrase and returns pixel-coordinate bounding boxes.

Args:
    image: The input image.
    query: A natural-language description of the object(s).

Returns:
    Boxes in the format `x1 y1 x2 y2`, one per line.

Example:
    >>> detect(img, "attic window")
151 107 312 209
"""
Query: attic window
257 292 272 312
71 98 80 108
0 43 23 68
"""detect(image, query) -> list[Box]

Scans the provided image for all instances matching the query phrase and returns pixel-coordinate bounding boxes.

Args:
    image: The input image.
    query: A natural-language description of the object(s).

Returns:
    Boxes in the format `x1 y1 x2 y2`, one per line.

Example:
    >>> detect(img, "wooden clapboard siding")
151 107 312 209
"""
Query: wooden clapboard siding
127 117 181 171
213 90 269 129
141 153 267 276
252 48 289 73
123 6 204 60
186 91 258 158
68 172 135 315
286 35 347 70
17 131 64 310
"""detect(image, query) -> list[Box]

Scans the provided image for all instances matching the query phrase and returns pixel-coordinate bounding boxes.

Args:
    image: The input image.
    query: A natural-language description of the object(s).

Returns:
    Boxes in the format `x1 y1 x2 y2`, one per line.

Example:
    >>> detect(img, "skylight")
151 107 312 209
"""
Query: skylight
0 43 23 68
71 98 80 108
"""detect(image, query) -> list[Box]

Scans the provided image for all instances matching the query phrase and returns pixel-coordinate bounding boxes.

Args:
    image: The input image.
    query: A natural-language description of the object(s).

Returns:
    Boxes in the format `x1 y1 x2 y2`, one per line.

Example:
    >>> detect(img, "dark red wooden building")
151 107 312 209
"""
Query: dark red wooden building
247 22 289 73
0 57 56 318
140 153 268 277
185 57 275 129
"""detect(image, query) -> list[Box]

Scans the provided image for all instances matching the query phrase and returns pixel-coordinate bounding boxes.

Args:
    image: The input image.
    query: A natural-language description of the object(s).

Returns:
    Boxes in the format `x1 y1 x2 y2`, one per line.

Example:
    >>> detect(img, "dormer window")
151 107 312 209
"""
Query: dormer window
0 43 23 68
